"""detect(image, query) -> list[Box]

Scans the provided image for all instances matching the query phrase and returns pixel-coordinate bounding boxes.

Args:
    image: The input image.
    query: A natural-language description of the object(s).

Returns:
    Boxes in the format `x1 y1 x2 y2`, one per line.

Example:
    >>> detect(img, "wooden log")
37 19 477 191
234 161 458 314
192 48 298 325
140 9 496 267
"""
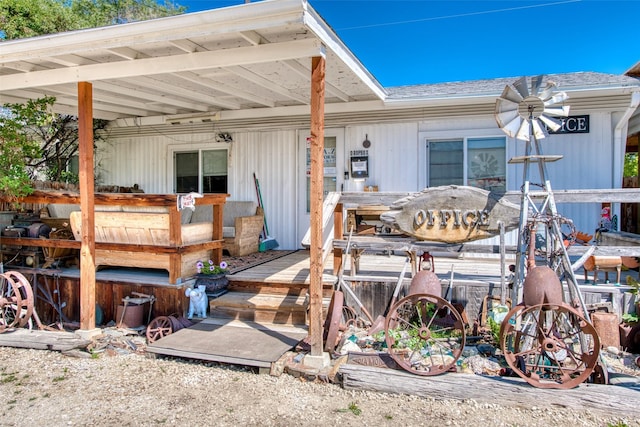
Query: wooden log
0 329 91 352
339 363 640 417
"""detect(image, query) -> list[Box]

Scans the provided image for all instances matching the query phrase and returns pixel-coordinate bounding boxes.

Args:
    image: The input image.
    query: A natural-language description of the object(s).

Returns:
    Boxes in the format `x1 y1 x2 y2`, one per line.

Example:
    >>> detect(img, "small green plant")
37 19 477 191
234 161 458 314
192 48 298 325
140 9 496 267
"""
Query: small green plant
607 422 629 427
1 374 17 384
336 402 362 416
622 313 639 324
348 402 362 416
487 317 501 344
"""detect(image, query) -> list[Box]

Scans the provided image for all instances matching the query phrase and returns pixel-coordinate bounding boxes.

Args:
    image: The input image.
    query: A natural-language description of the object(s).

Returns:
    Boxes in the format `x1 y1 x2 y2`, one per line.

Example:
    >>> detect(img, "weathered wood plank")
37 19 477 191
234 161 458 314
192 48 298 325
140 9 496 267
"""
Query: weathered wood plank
339 363 640 417
0 329 91 352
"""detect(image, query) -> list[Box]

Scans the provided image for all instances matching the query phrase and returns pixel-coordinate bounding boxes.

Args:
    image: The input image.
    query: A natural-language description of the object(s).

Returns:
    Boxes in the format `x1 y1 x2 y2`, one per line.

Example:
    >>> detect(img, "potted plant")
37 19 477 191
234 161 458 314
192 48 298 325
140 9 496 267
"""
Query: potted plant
194 260 229 296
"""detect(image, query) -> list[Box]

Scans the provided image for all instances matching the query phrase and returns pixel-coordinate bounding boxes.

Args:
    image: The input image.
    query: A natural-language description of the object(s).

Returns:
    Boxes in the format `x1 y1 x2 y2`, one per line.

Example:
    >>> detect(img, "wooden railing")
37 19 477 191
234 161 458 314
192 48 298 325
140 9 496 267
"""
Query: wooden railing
301 188 640 276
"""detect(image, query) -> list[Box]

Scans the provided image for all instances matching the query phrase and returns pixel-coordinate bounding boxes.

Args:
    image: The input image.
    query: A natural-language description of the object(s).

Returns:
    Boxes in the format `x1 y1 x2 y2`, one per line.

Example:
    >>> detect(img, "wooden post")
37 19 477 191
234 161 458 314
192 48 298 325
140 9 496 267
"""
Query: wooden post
78 82 96 330
333 202 343 275
308 56 325 357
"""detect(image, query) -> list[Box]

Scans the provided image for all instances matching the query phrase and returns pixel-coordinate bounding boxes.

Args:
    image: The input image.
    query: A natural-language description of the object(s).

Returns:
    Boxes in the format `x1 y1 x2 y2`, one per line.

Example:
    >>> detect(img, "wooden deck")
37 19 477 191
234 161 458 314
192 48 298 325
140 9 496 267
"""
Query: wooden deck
146 318 307 370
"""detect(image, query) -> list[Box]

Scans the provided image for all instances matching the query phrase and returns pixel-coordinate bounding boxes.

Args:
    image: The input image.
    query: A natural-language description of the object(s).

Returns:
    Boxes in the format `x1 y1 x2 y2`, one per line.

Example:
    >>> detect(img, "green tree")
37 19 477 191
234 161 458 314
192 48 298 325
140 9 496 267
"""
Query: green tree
71 0 186 27
0 99 51 200
624 152 638 178
0 0 186 40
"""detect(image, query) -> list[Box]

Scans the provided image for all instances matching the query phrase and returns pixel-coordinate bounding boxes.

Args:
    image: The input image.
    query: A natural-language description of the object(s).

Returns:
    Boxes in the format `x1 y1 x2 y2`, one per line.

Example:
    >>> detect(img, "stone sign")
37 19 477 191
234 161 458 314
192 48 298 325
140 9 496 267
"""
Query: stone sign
380 186 520 243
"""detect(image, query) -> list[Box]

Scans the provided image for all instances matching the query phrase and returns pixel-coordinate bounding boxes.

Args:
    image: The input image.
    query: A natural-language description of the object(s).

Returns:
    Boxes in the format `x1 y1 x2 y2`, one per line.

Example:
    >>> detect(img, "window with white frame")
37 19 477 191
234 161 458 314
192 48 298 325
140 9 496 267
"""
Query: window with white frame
427 137 506 192
174 148 228 193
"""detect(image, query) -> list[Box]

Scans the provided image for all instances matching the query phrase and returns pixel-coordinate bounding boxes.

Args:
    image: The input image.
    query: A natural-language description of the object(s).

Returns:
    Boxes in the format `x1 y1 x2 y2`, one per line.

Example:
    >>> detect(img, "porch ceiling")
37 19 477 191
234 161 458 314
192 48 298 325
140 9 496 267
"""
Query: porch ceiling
0 0 385 122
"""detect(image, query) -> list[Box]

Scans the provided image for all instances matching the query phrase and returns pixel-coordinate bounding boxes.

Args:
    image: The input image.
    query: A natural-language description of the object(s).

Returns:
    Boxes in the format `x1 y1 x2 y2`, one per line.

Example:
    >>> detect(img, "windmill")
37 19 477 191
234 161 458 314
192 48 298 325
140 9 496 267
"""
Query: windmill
494 76 604 389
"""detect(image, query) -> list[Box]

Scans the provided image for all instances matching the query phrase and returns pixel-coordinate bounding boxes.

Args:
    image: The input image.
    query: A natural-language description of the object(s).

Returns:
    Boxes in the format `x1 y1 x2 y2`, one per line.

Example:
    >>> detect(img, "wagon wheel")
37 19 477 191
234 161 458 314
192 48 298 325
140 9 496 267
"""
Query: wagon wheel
500 303 600 389
146 316 173 343
0 271 34 331
384 293 466 376
323 290 344 352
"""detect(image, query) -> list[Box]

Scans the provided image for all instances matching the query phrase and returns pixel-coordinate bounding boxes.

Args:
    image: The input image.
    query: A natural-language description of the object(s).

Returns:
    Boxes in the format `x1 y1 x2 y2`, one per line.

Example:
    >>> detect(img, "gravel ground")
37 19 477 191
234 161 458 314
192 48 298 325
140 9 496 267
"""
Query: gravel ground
1 346 639 427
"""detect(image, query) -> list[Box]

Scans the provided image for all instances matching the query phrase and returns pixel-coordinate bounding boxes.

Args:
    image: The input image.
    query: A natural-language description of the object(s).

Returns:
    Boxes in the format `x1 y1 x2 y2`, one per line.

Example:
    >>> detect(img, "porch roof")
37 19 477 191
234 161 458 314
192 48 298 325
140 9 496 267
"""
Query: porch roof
0 0 385 122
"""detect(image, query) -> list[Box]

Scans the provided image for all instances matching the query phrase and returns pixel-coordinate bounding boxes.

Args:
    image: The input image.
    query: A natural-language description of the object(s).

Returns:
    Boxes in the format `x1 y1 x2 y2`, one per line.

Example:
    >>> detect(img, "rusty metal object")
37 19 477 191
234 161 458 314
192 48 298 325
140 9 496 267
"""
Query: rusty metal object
0 271 35 332
522 266 564 308
500 303 600 389
146 316 173 343
322 290 344 352
408 270 441 296
384 293 465 376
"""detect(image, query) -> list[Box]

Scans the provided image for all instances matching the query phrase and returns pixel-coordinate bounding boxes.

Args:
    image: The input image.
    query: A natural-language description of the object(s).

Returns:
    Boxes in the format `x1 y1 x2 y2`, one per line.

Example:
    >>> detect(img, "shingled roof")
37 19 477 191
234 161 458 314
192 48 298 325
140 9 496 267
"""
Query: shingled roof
385 72 640 100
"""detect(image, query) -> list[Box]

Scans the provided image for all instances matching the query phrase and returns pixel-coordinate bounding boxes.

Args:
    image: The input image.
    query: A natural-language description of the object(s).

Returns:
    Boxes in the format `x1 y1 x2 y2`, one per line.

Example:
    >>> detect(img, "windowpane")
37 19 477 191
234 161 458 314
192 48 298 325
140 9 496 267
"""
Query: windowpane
467 137 506 192
428 139 463 187
175 151 198 193
174 149 228 193
202 149 228 193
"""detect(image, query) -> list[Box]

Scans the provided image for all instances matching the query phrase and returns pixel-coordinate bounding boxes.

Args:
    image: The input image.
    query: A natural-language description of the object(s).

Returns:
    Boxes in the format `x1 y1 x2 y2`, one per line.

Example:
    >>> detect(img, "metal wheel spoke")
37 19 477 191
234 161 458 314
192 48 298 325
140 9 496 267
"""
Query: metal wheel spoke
500 303 599 389
385 294 465 376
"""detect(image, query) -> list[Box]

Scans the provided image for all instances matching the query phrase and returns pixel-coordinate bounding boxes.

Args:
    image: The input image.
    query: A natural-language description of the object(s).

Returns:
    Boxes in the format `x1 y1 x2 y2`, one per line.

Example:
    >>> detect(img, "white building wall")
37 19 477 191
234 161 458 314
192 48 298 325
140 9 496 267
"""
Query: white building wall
99 106 628 251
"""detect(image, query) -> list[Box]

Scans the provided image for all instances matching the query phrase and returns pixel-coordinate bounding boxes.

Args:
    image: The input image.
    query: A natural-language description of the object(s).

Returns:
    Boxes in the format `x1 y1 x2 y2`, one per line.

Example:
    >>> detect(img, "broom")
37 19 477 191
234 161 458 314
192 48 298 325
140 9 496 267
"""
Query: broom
253 172 279 251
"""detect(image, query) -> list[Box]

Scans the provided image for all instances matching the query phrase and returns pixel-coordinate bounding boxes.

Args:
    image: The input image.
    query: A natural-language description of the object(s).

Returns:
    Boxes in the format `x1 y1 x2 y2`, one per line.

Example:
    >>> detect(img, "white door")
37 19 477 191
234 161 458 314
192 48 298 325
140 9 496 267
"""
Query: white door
297 129 345 247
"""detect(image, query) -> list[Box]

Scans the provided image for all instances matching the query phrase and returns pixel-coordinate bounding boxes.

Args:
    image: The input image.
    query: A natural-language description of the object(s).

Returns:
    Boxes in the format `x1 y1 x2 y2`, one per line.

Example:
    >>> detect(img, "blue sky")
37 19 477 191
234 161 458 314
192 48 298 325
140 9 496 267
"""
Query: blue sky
179 0 639 87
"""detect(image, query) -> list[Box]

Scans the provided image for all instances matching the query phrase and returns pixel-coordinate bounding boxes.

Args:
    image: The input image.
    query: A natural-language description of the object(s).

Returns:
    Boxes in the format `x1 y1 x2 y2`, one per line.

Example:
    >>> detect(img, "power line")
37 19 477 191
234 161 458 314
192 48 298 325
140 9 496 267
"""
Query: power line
336 0 581 31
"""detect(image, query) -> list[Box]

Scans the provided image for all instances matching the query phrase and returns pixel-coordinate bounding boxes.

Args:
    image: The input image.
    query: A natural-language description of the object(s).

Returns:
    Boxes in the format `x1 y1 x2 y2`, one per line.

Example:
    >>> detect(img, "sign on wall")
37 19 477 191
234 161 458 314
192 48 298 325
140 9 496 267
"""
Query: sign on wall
548 115 589 134
380 186 520 243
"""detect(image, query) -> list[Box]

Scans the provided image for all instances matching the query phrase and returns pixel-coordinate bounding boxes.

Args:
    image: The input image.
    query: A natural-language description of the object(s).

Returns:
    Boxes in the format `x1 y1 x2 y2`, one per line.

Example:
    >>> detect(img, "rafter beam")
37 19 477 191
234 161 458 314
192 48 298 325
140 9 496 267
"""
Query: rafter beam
283 59 351 102
2 39 325 91
227 65 308 104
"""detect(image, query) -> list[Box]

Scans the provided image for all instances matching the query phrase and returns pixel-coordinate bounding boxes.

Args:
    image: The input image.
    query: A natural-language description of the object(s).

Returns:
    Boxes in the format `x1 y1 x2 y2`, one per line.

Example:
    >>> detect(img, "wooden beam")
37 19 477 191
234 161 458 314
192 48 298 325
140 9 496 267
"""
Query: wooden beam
2 39 324 91
308 55 326 357
78 81 96 331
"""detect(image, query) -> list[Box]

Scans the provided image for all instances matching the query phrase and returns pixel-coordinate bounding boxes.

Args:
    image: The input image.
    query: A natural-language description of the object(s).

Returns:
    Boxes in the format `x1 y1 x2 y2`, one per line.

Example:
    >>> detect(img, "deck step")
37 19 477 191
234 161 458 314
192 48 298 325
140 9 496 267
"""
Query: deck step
209 291 309 326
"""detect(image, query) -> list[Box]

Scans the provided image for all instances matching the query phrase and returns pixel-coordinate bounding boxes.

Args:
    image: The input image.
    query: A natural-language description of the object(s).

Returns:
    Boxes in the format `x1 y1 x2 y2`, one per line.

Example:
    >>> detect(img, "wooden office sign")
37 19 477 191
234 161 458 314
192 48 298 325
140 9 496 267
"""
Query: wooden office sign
381 186 520 243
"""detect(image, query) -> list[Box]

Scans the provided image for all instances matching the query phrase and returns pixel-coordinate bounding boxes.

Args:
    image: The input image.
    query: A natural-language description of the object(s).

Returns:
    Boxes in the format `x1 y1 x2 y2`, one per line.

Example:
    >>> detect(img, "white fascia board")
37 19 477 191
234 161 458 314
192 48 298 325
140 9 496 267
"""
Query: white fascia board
2 39 324 91
0 0 307 62
112 99 386 127
301 2 387 101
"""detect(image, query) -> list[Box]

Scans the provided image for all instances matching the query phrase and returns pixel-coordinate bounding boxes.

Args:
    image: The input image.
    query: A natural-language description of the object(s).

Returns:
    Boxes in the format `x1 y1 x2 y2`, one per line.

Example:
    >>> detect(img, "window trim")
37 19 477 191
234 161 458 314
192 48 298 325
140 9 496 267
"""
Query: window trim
168 142 229 194
420 132 507 191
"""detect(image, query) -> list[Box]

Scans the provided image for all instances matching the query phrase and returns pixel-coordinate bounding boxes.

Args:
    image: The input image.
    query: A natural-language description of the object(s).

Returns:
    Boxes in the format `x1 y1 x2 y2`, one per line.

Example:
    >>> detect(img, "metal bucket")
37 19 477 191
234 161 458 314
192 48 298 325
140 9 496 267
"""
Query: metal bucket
116 304 144 328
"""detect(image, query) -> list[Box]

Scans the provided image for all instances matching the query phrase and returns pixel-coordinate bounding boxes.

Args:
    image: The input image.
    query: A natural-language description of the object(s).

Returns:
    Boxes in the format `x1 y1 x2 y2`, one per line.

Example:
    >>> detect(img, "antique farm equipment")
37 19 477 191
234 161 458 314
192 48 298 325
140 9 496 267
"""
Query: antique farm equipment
495 76 601 389
383 269 466 376
146 314 192 343
0 271 35 332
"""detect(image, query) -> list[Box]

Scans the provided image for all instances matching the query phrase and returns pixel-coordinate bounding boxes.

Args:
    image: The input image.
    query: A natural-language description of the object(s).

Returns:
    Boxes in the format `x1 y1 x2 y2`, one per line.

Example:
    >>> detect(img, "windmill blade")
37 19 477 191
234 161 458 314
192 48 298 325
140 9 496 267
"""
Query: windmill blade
516 118 531 141
530 75 544 96
544 91 569 106
543 105 570 117
539 114 563 132
501 115 523 138
532 118 547 140
539 81 557 101
513 76 530 99
495 98 519 128
500 85 524 104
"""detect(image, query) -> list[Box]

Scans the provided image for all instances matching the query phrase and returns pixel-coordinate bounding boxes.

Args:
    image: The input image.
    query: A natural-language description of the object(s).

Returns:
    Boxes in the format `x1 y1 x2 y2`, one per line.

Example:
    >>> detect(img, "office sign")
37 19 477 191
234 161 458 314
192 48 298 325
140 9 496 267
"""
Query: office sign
548 115 589 134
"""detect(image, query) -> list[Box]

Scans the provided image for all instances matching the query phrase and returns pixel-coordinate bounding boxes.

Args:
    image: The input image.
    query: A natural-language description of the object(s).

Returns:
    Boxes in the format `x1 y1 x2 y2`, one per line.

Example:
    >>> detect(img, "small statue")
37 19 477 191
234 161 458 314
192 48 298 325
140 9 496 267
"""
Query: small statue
185 285 207 319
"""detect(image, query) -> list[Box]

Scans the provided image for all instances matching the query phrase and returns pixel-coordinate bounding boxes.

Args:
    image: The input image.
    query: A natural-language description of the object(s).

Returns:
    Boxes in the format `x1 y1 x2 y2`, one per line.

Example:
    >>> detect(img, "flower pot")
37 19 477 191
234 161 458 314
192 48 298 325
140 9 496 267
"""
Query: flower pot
195 274 229 294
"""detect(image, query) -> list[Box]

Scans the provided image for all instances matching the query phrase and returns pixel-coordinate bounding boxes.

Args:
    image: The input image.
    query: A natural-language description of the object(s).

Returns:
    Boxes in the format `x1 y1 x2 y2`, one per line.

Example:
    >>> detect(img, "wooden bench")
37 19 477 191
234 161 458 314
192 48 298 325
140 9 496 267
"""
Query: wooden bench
69 205 224 285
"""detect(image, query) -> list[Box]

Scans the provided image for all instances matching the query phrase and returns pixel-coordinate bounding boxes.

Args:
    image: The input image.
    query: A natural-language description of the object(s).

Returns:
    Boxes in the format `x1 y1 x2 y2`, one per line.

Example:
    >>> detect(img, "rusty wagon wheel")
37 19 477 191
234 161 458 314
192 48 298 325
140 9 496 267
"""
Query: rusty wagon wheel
384 293 465 376
0 271 34 331
500 303 600 389
146 316 173 343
